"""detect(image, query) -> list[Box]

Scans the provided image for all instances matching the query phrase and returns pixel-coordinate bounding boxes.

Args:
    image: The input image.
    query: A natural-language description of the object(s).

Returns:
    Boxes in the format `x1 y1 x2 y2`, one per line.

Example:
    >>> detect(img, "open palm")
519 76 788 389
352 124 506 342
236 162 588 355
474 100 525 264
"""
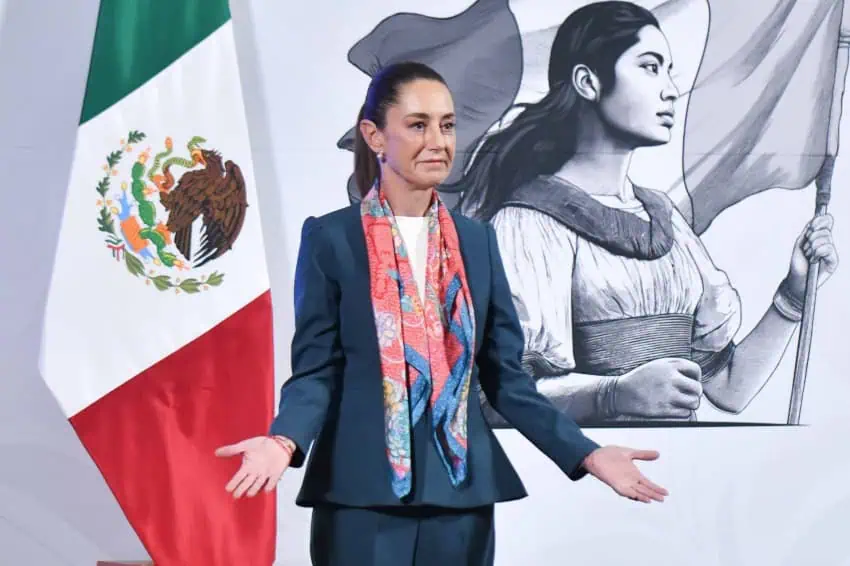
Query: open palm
582 445 668 503
215 436 292 498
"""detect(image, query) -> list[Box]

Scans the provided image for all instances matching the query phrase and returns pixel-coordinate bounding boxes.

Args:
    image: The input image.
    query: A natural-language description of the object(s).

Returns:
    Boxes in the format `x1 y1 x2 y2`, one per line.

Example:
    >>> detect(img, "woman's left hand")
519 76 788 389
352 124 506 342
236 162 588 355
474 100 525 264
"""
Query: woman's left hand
785 213 839 300
581 445 668 503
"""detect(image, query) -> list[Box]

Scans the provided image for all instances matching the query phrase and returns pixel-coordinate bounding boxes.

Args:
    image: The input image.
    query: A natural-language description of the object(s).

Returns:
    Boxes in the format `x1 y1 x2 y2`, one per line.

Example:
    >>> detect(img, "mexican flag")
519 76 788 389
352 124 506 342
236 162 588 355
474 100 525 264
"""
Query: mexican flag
38 1 276 564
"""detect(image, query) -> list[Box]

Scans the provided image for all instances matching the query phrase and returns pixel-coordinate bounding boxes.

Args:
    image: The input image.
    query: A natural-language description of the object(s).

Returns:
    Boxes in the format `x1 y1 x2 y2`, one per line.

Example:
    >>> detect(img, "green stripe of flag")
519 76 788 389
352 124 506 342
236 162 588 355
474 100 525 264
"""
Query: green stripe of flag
80 0 231 125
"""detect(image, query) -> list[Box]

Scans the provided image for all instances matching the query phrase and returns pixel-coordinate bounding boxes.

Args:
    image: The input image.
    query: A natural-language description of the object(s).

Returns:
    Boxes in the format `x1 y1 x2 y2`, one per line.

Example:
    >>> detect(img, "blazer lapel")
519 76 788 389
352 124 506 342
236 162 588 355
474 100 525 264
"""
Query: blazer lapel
343 206 385 368
452 213 489 349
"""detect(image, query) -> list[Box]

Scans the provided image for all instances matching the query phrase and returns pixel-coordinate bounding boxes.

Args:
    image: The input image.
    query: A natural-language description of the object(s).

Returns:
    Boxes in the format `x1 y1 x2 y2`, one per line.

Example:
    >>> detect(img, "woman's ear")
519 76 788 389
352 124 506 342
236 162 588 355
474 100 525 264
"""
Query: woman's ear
572 64 601 102
359 119 385 156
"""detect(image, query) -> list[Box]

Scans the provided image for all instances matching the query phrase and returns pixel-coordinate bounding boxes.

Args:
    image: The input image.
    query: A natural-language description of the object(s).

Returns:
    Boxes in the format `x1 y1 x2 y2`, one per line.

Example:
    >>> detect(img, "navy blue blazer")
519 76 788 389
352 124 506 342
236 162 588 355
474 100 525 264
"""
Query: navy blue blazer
269 204 600 509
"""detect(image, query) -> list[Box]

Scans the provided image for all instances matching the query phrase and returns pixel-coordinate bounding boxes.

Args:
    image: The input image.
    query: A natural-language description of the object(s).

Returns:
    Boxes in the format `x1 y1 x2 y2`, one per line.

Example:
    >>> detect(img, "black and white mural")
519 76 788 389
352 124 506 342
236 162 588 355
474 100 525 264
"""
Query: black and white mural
336 0 847 427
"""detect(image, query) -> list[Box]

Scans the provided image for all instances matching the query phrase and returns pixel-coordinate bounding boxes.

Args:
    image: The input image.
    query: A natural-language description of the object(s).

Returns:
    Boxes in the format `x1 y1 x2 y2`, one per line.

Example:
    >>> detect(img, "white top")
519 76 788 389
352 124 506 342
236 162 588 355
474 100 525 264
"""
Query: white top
490 195 742 375
395 216 429 305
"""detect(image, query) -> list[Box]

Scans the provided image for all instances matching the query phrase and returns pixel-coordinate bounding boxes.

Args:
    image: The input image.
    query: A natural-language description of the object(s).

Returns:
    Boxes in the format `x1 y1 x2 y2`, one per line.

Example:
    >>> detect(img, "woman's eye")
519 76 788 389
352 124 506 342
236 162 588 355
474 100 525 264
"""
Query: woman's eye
411 122 425 130
642 63 659 74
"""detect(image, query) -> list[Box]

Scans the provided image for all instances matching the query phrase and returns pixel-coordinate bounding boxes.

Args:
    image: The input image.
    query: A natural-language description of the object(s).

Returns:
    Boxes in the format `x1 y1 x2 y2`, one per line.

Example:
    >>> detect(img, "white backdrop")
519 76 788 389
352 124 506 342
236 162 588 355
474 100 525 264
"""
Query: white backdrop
0 0 149 563
1 0 849 565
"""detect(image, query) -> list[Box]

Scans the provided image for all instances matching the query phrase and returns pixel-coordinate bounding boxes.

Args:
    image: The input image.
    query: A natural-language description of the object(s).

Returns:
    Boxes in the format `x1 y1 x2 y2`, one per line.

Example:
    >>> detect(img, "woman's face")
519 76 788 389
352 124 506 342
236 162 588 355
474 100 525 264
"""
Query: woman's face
378 79 457 190
597 25 679 147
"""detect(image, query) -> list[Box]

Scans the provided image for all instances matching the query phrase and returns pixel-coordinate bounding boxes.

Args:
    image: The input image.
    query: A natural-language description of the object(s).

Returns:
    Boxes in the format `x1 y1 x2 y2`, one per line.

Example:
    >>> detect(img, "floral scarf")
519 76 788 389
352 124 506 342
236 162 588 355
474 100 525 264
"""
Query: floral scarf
360 186 476 498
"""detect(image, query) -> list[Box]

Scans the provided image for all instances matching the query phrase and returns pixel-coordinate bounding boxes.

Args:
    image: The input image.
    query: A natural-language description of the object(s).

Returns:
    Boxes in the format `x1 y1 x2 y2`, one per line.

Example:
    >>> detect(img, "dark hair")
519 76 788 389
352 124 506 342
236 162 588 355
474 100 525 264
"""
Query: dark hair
353 61 448 196
448 1 659 220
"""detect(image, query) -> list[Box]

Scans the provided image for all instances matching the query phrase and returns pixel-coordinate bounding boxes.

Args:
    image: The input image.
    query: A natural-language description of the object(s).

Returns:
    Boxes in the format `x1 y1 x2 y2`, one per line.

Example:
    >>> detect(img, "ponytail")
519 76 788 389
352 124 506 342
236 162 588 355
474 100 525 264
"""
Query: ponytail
450 84 582 221
353 104 379 197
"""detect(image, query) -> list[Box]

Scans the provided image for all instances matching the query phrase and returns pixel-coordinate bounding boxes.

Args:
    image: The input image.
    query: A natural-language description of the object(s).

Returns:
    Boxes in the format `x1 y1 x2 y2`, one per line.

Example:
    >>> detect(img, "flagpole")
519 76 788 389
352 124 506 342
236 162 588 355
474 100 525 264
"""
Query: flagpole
787 3 850 425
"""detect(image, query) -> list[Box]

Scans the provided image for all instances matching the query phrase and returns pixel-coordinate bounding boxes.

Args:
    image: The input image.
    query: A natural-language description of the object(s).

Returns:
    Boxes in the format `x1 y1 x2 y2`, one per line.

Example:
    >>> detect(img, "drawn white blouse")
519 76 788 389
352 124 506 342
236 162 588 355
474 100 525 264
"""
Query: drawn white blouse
490 196 743 376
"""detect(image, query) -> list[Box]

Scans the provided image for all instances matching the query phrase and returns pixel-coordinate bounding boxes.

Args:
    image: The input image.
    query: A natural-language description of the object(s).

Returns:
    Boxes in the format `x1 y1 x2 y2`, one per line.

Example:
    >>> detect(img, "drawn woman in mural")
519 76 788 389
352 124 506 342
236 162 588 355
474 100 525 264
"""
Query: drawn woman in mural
449 1 840 425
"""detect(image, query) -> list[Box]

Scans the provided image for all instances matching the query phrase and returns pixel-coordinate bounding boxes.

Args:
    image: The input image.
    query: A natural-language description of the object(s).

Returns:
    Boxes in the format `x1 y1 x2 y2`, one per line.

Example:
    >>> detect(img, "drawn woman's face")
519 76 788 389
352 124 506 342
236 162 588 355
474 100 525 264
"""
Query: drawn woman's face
379 79 457 190
597 25 679 147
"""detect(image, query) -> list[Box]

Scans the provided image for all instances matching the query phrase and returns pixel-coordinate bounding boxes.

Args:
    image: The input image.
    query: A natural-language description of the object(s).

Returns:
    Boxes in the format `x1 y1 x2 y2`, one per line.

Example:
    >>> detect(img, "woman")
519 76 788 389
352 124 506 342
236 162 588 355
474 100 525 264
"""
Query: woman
215 61 668 566
450 2 839 424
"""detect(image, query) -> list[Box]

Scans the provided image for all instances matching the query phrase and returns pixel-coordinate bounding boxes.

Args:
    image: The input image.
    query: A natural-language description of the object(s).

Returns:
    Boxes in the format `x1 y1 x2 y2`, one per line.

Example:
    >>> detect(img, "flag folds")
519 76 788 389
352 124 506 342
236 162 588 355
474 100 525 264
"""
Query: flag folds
674 0 844 233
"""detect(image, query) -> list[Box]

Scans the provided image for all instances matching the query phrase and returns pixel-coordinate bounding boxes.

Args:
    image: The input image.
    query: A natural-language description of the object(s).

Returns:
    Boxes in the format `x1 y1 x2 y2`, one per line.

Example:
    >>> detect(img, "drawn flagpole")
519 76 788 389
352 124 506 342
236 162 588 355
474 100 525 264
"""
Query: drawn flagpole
788 0 850 425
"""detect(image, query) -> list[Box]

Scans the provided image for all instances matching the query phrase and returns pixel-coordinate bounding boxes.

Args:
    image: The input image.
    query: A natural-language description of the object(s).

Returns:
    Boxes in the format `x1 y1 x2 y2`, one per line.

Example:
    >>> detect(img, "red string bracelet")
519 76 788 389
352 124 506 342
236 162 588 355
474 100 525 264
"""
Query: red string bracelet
271 435 295 458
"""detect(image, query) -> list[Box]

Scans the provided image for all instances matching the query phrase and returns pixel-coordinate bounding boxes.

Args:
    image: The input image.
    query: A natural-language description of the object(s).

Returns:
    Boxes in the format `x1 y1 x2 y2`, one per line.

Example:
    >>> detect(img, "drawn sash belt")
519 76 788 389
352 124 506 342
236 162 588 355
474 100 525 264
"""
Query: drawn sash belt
572 313 695 376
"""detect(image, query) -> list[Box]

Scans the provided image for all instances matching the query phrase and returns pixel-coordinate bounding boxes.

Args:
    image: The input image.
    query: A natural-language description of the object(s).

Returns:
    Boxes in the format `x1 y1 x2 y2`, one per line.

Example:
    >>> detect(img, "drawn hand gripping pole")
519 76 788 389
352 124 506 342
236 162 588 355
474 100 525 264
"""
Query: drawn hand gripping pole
788 0 850 425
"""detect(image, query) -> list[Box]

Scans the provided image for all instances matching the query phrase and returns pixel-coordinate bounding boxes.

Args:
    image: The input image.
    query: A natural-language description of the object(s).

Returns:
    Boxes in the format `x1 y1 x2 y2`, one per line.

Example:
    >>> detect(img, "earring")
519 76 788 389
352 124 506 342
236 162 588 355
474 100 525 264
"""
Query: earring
377 151 385 163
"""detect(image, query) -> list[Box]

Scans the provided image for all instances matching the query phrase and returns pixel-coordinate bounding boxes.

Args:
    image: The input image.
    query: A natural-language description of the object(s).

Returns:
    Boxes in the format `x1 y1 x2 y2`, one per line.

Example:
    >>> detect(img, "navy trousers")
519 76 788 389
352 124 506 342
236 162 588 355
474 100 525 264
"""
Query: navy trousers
309 504 496 566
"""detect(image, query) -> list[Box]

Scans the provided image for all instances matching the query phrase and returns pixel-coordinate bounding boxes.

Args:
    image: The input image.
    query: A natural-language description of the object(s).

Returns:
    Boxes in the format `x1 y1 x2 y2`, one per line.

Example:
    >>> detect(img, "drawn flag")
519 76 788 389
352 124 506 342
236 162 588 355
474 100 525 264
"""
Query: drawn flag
38 1 276 564
673 0 845 234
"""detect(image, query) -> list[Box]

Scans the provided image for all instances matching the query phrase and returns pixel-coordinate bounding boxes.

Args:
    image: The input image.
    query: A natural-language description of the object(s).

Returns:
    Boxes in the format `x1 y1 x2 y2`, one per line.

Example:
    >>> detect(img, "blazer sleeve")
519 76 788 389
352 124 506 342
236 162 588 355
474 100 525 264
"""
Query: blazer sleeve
268 217 343 468
477 223 600 480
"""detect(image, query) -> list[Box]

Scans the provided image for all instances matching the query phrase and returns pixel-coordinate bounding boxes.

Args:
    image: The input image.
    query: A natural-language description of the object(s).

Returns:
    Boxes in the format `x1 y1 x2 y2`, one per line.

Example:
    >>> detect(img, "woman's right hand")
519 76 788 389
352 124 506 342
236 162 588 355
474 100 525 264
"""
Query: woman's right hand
613 358 703 419
215 436 294 498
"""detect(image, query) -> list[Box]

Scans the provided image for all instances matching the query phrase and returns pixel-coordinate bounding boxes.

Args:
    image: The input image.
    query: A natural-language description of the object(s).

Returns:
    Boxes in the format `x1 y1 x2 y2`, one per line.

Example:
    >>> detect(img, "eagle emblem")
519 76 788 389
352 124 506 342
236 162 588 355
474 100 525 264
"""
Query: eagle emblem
96 130 248 293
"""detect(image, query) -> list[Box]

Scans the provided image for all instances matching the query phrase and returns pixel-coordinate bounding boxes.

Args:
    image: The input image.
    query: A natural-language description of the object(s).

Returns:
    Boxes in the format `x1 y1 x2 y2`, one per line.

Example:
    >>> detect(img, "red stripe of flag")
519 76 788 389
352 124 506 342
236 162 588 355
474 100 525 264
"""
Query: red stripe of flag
71 291 276 565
